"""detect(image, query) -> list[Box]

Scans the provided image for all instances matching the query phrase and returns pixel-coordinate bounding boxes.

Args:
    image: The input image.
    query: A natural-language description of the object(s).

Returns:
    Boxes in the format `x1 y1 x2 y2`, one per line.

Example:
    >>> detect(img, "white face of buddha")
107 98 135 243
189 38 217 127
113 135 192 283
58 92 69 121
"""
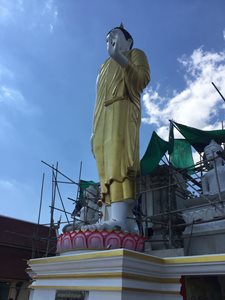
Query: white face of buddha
106 28 131 54
204 140 222 161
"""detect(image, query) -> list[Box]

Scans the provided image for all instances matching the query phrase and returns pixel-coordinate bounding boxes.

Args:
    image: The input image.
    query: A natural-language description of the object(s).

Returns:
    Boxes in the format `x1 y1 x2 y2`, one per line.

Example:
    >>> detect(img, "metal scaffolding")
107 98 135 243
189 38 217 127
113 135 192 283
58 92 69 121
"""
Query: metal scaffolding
137 151 225 251
34 148 225 256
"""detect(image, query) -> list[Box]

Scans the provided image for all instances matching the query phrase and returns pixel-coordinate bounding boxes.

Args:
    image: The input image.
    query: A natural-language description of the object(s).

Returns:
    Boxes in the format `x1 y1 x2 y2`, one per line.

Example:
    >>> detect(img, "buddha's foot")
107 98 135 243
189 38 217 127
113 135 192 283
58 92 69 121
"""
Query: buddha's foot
81 220 122 232
81 219 139 234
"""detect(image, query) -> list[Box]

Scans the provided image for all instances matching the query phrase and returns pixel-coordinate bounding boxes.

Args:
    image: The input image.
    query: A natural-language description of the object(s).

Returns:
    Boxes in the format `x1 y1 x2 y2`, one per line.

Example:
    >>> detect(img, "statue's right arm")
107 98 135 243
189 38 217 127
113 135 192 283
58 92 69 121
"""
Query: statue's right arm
124 49 150 91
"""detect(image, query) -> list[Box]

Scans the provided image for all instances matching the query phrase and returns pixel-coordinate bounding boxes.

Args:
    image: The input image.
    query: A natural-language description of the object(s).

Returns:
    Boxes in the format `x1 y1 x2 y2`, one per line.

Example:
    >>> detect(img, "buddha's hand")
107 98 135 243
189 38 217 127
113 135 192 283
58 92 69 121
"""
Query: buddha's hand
107 35 121 59
107 37 128 67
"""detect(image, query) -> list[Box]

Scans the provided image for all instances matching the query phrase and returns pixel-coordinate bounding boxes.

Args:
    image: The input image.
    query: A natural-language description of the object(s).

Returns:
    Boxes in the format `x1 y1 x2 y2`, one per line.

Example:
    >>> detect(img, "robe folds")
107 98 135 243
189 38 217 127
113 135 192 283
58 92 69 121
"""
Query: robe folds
93 48 150 204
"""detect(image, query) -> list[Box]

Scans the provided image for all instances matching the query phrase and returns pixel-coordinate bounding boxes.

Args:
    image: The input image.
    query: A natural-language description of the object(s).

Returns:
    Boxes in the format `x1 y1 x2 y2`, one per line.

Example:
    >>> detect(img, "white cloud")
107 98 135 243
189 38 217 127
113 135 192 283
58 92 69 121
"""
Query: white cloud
0 64 14 80
0 84 31 144
142 48 225 140
0 66 24 111
49 24 54 33
0 63 39 116
223 29 225 41
42 0 58 33
0 86 27 111
0 0 58 33
0 0 24 24
0 179 14 190
0 83 37 115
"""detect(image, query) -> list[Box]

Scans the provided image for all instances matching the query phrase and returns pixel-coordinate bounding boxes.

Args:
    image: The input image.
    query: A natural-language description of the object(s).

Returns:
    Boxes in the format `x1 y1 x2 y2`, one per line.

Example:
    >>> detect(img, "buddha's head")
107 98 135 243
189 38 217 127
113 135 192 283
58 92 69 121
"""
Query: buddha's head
106 24 133 53
204 140 223 161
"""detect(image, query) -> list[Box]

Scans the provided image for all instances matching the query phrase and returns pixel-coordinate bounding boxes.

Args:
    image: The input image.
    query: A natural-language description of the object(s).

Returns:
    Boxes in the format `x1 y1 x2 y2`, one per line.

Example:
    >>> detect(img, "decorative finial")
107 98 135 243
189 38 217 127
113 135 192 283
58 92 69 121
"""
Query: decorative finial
119 22 124 29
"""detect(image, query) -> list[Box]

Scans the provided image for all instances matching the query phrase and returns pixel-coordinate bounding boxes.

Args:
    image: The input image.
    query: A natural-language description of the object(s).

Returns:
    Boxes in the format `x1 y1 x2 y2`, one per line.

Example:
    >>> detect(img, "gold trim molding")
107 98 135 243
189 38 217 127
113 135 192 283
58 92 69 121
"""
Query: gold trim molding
33 272 179 284
29 248 225 266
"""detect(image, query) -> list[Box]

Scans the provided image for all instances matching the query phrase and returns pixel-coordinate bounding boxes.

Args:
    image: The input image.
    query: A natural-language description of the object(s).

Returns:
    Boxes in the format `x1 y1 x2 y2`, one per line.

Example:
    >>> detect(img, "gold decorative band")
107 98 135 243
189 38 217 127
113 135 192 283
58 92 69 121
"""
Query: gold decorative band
28 248 225 266
33 271 179 284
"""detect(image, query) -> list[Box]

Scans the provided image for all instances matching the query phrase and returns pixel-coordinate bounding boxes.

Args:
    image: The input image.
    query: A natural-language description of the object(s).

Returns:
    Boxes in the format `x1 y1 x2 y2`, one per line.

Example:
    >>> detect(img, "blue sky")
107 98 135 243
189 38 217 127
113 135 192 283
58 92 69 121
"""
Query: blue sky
0 0 225 226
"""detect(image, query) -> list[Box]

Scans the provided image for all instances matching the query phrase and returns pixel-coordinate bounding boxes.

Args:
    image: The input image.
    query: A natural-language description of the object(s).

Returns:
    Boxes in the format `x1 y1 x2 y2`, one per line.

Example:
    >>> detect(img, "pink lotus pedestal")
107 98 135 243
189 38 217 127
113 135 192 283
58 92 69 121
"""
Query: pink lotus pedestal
57 230 145 253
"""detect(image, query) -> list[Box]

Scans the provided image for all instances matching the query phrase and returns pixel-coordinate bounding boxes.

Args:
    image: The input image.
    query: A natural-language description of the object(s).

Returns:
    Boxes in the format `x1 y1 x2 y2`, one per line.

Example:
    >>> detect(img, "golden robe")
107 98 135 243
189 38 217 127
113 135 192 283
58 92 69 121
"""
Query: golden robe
93 49 150 204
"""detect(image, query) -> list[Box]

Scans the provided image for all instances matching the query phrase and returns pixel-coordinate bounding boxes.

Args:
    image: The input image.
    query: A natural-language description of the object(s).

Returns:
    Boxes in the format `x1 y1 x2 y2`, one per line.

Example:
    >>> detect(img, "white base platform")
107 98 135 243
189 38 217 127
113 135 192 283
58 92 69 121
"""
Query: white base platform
28 249 225 300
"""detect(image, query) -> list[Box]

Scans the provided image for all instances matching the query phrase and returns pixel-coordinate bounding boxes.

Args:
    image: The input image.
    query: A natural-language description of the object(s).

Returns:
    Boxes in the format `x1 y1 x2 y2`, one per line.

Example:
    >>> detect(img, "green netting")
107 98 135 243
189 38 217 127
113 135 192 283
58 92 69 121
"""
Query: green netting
141 131 169 175
170 139 194 173
173 121 225 153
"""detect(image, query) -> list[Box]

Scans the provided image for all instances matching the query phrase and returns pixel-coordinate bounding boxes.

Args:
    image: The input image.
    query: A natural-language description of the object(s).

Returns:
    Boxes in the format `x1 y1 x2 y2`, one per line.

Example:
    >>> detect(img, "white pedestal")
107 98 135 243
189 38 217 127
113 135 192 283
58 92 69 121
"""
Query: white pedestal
28 249 225 300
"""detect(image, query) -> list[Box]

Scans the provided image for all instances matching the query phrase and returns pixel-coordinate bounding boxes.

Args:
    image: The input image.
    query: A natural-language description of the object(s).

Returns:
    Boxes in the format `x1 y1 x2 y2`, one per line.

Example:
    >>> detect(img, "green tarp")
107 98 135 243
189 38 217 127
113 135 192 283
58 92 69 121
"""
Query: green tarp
141 122 225 176
141 131 169 175
173 121 225 153
140 133 194 175
72 180 98 216
170 139 194 173
79 180 98 200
